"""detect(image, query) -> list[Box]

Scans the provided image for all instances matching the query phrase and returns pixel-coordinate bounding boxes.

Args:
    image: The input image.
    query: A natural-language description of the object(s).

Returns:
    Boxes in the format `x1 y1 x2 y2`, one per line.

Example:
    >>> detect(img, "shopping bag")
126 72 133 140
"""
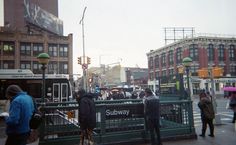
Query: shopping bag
226 100 231 109
80 129 94 145
27 130 39 144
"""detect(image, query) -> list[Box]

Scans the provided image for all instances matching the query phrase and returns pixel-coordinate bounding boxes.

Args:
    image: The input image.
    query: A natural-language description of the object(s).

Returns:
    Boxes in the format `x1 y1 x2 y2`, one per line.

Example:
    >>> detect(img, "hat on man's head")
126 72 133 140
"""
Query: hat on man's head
6 85 23 97
145 88 152 94
76 89 86 102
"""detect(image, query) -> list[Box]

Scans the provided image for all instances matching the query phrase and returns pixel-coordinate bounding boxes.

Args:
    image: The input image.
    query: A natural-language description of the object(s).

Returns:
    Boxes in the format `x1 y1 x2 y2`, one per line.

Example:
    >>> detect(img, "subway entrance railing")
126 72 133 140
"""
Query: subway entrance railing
38 99 196 145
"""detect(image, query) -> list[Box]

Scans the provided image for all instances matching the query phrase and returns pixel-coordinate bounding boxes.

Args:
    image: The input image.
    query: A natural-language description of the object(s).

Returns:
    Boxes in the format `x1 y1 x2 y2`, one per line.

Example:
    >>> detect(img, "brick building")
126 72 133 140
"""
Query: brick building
147 35 236 94
0 0 73 75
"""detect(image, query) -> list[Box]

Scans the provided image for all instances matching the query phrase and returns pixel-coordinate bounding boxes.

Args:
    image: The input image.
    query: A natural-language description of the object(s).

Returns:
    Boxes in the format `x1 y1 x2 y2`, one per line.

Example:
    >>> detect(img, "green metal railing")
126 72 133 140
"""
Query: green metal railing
38 99 196 145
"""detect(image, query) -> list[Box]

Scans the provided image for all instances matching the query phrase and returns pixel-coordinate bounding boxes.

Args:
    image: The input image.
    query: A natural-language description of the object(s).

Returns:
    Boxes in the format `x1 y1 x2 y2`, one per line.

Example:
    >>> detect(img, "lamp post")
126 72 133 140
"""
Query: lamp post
208 64 222 125
37 53 50 103
182 57 192 100
80 7 87 91
178 65 185 99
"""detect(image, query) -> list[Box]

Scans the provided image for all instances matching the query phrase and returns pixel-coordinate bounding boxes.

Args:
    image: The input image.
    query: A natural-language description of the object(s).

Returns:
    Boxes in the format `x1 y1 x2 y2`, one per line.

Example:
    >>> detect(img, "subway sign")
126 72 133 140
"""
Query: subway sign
105 104 144 119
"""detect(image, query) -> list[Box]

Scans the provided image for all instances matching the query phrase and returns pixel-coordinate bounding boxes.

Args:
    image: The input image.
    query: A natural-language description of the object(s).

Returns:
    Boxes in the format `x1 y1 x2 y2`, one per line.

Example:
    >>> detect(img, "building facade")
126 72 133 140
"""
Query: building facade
0 0 73 76
0 31 73 74
147 35 236 94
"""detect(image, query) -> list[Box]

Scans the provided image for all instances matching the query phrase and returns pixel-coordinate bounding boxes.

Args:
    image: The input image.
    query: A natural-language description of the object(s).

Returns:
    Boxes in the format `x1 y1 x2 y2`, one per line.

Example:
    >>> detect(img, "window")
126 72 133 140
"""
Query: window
176 47 182 64
20 42 31 56
33 43 43 56
48 61 58 74
191 65 199 76
169 68 174 76
149 72 154 80
189 44 198 61
149 57 154 69
229 45 235 61
3 41 14 56
3 61 14 69
161 52 166 67
20 61 31 69
207 44 214 61
168 50 174 65
154 55 159 68
162 70 167 77
48 44 58 57
0 41 2 55
218 44 225 61
59 44 68 57
155 71 159 79
59 62 68 74
32 61 41 74
230 66 236 76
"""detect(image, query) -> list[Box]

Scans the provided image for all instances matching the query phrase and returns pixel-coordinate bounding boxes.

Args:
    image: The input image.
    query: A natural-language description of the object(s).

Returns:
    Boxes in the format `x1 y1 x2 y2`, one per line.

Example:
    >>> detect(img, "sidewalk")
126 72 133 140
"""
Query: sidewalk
160 123 236 145
0 123 235 145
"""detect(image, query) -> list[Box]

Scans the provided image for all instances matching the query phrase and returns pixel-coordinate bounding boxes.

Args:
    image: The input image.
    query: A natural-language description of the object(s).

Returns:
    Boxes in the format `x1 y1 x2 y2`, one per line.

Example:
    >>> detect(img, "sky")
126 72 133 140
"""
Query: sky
58 0 236 74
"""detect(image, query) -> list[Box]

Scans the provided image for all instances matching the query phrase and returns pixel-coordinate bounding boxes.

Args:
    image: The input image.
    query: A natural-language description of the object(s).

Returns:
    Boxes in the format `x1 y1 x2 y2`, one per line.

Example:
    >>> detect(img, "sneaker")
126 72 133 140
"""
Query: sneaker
208 134 215 137
199 134 205 137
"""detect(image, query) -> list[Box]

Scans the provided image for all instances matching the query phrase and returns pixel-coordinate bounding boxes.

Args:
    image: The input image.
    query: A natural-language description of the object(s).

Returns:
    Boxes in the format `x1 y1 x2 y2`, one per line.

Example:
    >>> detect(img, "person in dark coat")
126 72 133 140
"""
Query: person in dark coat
144 88 162 145
229 91 236 123
76 89 96 145
198 92 215 137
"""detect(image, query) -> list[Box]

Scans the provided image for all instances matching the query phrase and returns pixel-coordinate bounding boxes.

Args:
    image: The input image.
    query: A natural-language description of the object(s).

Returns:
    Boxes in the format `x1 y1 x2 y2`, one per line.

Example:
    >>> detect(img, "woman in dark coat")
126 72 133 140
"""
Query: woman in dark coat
229 92 236 123
198 92 215 137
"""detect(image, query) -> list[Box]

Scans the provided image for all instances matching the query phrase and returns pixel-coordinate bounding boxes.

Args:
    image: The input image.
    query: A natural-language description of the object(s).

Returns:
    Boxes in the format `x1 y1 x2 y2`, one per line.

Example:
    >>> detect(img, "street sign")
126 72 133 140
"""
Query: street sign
82 63 87 70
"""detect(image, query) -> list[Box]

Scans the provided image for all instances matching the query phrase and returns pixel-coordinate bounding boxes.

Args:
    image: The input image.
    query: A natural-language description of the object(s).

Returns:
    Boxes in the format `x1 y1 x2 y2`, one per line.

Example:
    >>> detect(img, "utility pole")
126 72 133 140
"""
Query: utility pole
79 7 87 91
209 64 222 125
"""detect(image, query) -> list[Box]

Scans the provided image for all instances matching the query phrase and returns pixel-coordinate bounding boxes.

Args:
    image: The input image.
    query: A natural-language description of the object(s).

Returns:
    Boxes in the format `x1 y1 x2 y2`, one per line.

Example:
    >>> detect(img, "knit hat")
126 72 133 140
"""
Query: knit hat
76 89 86 102
6 85 23 97
145 88 152 95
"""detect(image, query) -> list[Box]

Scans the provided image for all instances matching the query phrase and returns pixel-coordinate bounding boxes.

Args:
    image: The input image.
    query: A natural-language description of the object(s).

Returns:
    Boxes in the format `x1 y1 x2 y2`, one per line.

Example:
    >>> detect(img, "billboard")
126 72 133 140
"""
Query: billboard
0 0 3 26
24 0 63 36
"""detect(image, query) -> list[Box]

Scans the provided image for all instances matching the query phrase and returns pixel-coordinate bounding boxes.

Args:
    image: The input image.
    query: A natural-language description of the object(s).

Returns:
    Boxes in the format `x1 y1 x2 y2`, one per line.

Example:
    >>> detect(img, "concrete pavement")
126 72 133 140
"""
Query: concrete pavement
1 121 235 145
161 123 236 145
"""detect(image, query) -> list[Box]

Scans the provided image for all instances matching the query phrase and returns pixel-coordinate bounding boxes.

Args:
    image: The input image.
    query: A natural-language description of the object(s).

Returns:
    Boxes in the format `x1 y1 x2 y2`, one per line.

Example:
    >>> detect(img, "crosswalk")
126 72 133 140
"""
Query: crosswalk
193 110 234 126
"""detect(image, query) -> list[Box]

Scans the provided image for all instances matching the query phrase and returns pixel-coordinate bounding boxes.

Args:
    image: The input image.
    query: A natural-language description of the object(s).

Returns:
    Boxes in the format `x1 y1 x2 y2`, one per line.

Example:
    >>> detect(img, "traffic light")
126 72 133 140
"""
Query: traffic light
87 57 91 64
78 57 81 64
198 68 208 78
89 78 92 83
212 67 223 78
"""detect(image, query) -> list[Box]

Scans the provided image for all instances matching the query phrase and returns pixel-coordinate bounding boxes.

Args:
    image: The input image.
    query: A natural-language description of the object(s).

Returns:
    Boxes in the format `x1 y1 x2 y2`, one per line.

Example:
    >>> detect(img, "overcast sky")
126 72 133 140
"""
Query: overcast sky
58 0 236 74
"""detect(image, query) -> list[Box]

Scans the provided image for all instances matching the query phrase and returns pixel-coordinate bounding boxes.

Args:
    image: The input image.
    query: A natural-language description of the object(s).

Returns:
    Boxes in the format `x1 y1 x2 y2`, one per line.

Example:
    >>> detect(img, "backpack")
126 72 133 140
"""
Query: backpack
203 102 215 120
29 100 43 129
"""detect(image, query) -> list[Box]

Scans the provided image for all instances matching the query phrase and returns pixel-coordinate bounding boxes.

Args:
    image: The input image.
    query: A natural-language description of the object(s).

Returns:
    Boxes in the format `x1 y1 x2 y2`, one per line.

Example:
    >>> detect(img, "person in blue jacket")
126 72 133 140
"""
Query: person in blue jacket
3 85 34 145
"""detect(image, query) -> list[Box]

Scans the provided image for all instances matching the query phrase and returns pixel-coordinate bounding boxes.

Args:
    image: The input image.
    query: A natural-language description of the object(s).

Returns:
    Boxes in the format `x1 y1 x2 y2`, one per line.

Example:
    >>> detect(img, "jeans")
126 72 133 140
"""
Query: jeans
5 132 29 145
147 118 162 145
201 118 214 135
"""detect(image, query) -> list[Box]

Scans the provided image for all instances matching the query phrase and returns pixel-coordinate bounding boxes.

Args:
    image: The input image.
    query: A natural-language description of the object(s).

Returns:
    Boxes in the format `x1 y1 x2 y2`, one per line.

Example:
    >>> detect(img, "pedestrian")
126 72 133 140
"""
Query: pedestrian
76 89 96 145
144 88 162 145
198 92 215 137
1 85 34 145
229 91 236 123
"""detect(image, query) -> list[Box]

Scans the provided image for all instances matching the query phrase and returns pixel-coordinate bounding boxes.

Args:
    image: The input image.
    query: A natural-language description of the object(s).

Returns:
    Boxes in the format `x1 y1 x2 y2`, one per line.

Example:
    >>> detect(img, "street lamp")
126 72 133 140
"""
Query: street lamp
182 57 192 100
37 53 50 103
80 6 87 91
178 65 185 99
